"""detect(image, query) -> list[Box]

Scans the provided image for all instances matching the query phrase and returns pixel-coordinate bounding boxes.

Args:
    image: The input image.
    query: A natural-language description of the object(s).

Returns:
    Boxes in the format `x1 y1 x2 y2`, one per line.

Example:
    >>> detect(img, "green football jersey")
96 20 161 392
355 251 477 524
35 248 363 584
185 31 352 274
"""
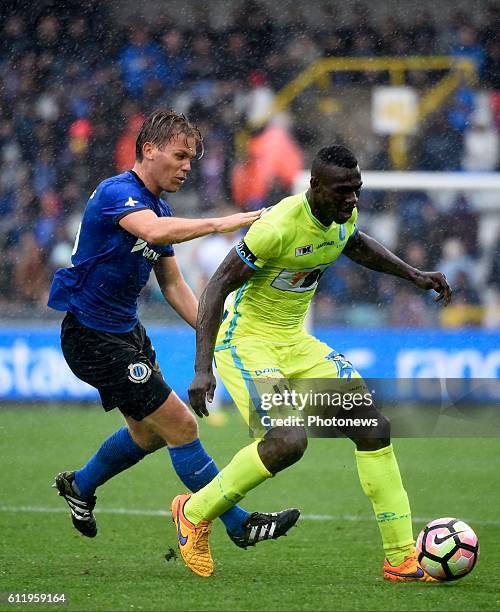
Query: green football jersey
216 191 358 345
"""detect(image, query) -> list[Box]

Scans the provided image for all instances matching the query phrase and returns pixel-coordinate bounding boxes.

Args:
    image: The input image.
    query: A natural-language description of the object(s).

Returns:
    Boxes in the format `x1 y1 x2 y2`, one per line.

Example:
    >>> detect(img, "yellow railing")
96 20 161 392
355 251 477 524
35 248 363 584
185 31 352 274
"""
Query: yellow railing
240 56 476 169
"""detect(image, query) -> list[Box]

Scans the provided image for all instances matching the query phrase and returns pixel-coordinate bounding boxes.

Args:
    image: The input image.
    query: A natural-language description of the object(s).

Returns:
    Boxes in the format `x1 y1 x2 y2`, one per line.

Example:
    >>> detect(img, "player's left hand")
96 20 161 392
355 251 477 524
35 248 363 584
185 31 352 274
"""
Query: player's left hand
188 371 216 418
413 271 452 306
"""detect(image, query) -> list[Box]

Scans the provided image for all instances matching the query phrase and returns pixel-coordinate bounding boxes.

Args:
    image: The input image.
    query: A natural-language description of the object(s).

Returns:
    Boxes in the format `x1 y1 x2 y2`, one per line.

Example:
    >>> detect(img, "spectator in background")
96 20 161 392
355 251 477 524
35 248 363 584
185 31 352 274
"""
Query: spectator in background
186 34 217 86
241 70 275 127
62 15 107 69
232 117 303 210
114 113 144 172
451 26 486 76
34 15 60 55
234 0 275 70
387 241 433 327
388 288 430 327
462 114 499 170
34 189 61 250
33 148 57 196
13 232 48 304
285 32 321 71
445 194 479 257
447 86 475 134
417 112 463 170
1 15 31 60
68 118 92 158
410 10 437 55
87 120 115 186
158 29 188 91
119 26 165 97
438 238 478 288
440 270 483 327
484 39 500 91
216 31 250 83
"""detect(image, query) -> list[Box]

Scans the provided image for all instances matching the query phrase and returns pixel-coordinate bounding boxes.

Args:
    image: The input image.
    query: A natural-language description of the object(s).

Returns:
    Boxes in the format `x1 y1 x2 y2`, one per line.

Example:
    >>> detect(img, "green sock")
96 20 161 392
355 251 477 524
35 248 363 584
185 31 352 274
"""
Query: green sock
184 441 272 524
355 444 414 566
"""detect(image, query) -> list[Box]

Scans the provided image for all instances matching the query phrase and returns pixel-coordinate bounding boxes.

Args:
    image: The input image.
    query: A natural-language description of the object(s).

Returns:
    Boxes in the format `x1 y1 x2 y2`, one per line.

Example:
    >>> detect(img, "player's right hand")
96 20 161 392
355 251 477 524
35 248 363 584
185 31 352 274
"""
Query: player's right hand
214 209 264 233
188 371 216 418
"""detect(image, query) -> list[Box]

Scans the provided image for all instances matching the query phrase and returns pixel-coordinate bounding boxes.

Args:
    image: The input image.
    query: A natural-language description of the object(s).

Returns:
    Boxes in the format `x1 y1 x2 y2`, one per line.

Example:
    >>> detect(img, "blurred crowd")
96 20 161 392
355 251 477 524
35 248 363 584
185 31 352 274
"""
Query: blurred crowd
0 0 498 327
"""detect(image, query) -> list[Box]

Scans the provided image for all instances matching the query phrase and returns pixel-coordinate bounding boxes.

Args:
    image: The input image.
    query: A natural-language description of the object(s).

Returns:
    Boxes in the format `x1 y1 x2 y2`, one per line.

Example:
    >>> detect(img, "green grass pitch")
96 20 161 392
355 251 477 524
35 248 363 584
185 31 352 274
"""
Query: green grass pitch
1 405 499 611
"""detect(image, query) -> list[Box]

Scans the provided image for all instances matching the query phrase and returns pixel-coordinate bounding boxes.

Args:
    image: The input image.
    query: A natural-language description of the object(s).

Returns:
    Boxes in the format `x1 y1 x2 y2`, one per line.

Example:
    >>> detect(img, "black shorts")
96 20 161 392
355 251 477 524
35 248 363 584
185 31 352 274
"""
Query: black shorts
61 312 172 420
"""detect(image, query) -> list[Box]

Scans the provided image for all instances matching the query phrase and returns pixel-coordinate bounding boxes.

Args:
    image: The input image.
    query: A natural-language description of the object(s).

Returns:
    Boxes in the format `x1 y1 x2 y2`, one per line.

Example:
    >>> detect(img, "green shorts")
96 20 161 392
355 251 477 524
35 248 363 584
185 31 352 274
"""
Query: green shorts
214 332 365 429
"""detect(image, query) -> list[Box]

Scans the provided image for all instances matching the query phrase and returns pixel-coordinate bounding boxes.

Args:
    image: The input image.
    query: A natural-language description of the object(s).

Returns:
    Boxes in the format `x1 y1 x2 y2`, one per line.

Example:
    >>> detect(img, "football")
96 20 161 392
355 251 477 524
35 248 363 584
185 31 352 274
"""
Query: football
416 518 479 580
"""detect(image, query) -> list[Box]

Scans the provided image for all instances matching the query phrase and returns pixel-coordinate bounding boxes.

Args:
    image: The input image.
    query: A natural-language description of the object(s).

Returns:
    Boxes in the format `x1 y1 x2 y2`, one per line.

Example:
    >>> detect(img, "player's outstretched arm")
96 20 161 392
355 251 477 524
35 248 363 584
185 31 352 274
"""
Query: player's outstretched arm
343 230 452 305
154 257 198 328
188 250 257 417
119 208 263 245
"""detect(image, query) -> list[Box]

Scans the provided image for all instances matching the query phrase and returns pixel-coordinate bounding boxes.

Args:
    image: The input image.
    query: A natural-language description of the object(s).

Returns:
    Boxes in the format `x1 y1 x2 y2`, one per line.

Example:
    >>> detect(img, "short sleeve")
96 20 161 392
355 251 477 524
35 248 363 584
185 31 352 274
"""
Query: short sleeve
235 219 282 269
99 183 150 225
161 244 175 257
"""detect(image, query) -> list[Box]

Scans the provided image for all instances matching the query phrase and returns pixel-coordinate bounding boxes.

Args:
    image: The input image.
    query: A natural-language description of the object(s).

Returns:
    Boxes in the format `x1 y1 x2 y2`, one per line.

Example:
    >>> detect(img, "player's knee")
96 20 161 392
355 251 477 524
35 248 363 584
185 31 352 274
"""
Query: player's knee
279 433 308 470
349 407 391 451
374 411 391 438
260 428 308 473
354 411 391 451
284 432 308 464
145 394 200 446
170 410 199 445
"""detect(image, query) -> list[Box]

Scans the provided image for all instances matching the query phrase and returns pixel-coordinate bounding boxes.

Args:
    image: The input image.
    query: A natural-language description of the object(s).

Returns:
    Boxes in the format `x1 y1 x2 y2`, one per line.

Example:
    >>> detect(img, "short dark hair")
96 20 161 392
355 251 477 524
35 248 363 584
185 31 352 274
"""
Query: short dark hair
311 145 358 175
135 109 203 161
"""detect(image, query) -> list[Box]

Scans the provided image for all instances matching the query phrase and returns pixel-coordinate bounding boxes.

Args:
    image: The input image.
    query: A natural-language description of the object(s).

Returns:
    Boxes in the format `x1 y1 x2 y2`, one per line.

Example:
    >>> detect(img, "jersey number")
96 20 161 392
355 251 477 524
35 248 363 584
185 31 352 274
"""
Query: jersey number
271 264 329 292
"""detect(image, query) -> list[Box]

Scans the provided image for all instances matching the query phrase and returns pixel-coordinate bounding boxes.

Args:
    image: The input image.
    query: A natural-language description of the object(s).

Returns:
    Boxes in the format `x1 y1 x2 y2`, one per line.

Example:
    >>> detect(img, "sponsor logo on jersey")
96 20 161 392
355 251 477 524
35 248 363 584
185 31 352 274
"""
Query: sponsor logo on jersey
130 238 161 262
127 362 152 384
272 264 329 292
316 240 336 249
295 245 313 256
236 240 257 264
255 367 282 377
125 196 139 207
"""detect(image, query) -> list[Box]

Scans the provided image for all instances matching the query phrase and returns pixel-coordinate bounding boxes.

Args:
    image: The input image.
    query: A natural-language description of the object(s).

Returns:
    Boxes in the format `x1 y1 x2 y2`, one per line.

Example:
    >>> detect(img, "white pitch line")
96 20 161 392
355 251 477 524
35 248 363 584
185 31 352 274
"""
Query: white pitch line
0 506 499 525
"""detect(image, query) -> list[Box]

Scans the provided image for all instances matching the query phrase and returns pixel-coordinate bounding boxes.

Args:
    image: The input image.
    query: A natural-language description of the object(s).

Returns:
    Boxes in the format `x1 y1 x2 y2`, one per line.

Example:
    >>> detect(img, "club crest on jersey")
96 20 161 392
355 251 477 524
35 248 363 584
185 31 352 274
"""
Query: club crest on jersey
295 245 313 256
127 362 152 384
130 237 161 262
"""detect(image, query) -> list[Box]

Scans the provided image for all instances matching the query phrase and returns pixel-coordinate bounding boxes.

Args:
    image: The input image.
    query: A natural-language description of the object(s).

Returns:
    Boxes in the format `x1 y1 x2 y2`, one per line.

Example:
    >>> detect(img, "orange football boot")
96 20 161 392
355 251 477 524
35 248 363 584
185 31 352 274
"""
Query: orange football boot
384 548 437 582
171 493 214 577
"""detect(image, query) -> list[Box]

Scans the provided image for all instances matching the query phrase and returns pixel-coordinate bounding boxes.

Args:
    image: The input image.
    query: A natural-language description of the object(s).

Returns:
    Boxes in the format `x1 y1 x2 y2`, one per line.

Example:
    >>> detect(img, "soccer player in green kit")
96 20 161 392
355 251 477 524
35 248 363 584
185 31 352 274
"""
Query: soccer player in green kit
173 145 451 579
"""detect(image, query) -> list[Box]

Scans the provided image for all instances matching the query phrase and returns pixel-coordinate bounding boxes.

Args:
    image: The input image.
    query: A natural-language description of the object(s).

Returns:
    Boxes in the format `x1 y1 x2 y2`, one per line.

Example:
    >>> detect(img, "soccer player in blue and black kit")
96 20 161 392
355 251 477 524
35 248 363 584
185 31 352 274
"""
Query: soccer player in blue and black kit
48 110 299 561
